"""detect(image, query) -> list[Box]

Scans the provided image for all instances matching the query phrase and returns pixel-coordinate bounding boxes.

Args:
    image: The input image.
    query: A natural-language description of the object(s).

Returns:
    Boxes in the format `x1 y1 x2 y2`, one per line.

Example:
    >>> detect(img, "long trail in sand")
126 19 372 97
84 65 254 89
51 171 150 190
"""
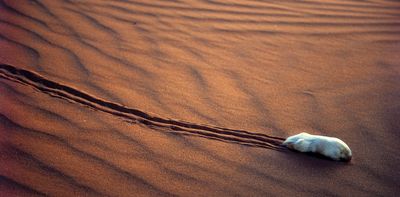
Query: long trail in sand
0 64 286 151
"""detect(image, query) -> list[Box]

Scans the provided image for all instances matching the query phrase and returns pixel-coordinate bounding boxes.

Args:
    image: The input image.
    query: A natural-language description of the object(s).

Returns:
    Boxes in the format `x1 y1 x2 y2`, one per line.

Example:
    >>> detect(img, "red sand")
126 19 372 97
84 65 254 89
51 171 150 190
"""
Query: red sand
1 0 400 196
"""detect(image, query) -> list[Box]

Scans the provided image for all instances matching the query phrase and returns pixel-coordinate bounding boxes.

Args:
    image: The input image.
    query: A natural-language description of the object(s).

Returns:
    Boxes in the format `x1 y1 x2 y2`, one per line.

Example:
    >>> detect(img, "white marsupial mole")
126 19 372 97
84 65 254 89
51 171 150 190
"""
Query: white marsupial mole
283 132 352 161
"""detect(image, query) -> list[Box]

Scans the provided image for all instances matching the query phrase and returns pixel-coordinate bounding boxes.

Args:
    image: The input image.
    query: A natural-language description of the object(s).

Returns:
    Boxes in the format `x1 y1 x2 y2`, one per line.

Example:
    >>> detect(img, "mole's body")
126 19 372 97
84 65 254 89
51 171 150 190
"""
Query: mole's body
283 132 352 161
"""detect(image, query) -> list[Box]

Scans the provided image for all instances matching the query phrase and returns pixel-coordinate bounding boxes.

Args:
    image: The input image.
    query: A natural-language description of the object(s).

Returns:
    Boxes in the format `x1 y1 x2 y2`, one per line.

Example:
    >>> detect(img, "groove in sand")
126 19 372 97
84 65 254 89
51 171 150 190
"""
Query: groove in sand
0 63 286 151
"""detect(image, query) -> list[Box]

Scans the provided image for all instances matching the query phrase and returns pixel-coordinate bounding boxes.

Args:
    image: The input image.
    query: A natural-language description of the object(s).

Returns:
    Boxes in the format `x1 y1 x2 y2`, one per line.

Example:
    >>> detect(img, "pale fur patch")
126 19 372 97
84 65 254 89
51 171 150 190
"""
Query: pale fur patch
283 132 352 161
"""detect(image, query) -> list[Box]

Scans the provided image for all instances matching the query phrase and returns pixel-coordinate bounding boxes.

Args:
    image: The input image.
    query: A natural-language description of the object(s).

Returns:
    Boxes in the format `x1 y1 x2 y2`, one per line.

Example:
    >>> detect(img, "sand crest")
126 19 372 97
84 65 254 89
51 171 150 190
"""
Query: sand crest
1 0 400 196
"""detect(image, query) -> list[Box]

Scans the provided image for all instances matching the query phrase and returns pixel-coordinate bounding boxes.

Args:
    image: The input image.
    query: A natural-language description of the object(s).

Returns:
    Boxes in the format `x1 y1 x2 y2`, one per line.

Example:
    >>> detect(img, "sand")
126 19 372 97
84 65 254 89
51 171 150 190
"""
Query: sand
1 0 400 196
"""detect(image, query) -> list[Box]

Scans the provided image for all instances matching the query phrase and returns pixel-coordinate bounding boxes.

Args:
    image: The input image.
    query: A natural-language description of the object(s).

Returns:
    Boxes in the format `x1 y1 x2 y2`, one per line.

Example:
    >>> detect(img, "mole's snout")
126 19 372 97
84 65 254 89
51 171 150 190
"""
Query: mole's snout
341 155 352 162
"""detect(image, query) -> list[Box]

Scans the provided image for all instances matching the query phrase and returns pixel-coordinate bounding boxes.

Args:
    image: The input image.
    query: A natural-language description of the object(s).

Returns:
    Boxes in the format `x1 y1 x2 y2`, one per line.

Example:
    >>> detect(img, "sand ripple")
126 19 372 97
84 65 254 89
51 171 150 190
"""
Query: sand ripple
1 0 400 196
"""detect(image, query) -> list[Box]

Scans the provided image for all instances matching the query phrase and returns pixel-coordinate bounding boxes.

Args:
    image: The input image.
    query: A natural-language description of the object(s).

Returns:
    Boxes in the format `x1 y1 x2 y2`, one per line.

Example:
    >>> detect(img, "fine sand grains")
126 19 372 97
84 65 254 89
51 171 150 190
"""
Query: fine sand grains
1 0 400 196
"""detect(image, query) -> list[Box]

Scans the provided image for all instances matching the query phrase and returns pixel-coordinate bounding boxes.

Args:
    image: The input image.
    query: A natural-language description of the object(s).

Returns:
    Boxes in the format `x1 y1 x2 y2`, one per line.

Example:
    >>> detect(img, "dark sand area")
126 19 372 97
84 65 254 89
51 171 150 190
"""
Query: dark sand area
1 0 400 196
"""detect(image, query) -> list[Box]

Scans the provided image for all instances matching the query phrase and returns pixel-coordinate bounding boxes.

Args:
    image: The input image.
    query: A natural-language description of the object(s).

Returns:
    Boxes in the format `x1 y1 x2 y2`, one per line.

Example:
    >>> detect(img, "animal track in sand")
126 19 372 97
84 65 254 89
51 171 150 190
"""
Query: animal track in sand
0 63 286 151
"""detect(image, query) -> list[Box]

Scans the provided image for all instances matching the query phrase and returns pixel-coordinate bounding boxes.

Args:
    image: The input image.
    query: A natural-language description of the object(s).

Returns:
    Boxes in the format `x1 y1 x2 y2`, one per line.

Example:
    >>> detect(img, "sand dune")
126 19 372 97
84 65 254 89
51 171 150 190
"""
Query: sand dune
1 0 400 196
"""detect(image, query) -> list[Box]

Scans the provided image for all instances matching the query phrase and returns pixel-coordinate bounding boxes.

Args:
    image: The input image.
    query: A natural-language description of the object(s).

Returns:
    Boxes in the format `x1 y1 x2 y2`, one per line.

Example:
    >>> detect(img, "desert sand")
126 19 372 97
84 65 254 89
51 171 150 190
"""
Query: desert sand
1 0 400 196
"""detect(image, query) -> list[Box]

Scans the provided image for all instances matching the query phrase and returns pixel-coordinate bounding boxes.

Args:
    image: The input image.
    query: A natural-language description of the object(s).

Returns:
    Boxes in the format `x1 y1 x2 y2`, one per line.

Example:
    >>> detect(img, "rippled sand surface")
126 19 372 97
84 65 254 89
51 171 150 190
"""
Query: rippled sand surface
1 0 400 196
